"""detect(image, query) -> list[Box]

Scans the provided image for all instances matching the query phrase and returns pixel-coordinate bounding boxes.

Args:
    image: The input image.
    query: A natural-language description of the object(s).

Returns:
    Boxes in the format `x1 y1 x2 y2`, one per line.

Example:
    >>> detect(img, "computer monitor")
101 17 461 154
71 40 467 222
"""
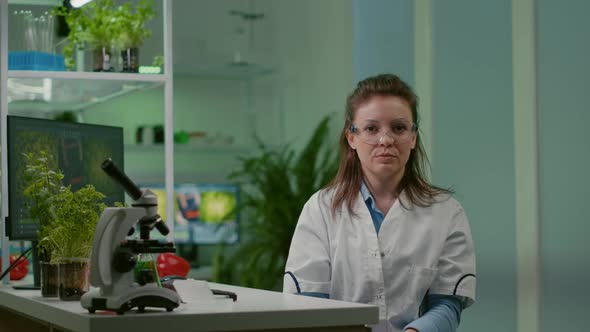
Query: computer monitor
138 183 239 245
6 116 125 240
6 116 124 287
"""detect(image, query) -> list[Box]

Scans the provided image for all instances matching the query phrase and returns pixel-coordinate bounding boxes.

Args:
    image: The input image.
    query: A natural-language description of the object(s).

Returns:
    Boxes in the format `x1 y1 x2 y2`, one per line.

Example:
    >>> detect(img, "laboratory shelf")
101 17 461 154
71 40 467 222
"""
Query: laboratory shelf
125 143 253 154
8 70 167 81
8 0 59 4
7 71 165 112
0 0 176 286
176 62 276 80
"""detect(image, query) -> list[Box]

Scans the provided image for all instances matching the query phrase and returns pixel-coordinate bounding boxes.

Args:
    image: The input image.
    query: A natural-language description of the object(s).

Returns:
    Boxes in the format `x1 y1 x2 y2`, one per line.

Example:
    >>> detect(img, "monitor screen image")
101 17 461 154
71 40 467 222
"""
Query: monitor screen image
138 183 239 245
134 185 191 244
6 116 125 241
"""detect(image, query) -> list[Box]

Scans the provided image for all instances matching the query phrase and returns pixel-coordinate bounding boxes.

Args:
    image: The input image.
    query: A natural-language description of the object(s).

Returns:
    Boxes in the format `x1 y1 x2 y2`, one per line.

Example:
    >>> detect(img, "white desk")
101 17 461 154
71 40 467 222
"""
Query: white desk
0 283 378 332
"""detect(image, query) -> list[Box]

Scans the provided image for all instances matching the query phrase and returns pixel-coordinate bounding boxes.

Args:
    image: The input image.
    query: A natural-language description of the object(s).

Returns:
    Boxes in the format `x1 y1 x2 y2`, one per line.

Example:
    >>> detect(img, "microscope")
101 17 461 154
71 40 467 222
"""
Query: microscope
80 159 182 314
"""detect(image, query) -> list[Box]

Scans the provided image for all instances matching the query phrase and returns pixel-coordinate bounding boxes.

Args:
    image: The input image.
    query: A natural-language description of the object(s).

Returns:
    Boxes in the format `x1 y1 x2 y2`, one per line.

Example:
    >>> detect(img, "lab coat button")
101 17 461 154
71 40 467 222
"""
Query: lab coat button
380 252 385 257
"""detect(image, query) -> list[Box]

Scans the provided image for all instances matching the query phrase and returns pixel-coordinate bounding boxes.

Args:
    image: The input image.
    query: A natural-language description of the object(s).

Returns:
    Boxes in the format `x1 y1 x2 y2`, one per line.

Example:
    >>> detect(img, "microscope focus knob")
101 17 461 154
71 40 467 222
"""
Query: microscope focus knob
113 248 137 273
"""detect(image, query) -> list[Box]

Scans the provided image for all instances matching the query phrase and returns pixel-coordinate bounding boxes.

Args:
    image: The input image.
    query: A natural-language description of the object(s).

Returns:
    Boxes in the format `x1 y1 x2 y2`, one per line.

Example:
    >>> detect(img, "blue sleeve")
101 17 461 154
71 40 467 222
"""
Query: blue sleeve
403 294 462 332
298 292 329 299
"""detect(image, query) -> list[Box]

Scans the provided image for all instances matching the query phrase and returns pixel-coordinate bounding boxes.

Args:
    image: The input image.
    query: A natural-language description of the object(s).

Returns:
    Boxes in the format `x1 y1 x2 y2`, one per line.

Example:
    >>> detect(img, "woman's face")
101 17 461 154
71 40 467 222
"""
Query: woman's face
346 95 416 181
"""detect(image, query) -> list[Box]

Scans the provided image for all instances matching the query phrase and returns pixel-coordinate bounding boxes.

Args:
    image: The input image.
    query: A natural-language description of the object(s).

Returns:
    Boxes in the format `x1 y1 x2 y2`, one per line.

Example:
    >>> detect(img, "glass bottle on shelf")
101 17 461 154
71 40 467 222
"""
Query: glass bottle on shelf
93 45 116 72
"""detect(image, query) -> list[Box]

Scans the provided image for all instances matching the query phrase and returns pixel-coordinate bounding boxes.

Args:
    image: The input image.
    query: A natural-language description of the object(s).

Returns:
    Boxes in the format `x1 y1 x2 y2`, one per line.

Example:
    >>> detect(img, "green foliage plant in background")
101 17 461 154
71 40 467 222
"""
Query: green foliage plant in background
213 115 339 290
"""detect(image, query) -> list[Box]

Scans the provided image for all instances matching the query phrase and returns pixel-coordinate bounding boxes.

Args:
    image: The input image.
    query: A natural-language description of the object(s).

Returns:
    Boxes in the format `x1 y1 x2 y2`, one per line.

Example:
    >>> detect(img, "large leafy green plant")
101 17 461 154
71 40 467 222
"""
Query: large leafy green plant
22 152 64 260
22 151 107 263
115 0 155 49
213 115 339 290
40 185 106 263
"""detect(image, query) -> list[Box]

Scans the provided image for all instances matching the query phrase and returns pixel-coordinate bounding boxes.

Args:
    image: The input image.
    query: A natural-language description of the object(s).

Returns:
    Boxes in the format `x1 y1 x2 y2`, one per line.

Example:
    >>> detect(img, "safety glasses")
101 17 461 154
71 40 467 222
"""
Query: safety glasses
350 118 417 145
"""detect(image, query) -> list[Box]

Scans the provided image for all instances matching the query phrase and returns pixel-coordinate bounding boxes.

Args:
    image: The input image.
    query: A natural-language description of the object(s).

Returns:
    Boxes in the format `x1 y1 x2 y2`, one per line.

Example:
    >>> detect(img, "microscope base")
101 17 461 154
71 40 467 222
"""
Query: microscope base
81 284 181 315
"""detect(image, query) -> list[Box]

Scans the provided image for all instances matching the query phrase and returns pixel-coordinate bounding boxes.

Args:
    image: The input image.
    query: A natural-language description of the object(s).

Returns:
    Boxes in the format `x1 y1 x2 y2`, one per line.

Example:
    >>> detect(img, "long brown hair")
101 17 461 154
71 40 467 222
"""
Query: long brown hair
325 74 452 215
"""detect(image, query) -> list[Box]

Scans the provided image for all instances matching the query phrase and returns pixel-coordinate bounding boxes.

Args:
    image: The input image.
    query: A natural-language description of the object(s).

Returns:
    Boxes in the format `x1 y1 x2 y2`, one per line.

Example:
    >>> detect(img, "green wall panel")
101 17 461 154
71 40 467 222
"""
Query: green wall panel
537 0 590 329
432 0 516 331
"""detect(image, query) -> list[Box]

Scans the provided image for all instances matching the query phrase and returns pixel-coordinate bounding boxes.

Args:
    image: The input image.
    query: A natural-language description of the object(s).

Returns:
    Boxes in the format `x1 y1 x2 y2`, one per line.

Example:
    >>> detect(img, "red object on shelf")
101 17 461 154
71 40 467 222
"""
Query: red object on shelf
0 254 29 280
156 253 190 278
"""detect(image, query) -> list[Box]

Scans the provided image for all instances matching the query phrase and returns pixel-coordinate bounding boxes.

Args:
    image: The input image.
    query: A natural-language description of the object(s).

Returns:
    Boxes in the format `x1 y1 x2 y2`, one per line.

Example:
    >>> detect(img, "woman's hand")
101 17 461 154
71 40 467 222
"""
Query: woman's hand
405 329 418 332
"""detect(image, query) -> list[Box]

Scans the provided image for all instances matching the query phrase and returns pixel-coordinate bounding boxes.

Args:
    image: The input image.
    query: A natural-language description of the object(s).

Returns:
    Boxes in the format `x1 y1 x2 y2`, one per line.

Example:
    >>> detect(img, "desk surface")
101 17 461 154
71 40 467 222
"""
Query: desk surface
0 283 378 332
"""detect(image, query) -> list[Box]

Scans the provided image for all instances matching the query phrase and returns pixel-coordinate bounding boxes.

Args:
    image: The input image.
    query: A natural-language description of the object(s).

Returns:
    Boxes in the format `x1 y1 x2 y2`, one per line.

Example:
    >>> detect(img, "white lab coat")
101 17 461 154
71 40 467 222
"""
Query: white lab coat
283 188 476 332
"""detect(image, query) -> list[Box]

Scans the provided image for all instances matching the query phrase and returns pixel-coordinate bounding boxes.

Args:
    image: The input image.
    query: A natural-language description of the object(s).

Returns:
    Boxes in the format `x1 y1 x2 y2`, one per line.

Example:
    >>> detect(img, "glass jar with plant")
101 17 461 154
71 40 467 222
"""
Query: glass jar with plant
212 115 339 290
114 0 155 73
53 0 155 72
23 151 109 300
53 0 122 71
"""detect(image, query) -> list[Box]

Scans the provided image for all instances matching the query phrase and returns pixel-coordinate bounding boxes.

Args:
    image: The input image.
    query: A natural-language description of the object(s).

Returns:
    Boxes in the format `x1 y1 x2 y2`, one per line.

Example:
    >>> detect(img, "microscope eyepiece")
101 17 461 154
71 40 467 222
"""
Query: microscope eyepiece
101 158 142 201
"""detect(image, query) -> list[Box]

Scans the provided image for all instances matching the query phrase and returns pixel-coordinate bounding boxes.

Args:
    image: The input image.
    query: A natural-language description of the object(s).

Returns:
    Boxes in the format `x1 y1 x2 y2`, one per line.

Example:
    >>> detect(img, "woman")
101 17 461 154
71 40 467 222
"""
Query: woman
283 74 476 332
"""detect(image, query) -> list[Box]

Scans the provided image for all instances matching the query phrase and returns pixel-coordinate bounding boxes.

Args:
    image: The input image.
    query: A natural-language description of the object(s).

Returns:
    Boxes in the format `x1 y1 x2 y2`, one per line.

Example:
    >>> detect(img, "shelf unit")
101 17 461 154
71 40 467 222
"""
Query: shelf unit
176 63 276 81
0 0 175 283
126 143 252 154
7 71 165 112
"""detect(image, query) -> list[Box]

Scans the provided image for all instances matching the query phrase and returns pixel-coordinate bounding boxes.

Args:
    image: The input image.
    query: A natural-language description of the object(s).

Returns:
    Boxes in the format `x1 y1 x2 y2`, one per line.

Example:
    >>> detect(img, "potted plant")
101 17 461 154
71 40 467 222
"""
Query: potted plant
212 115 339 290
22 152 64 297
54 0 121 71
41 184 106 301
114 0 155 72
54 0 155 72
23 151 108 300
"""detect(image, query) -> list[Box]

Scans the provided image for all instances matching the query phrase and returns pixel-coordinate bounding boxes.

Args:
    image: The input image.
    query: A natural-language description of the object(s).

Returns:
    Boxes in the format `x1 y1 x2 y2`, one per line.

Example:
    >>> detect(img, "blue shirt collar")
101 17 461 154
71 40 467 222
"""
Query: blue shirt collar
360 180 377 209
360 180 372 202
360 180 385 233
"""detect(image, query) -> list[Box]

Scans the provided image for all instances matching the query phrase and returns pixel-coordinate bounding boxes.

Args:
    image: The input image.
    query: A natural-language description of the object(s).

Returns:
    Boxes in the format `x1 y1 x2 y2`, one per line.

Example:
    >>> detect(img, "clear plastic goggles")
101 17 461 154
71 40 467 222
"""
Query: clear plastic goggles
350 119 417 145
